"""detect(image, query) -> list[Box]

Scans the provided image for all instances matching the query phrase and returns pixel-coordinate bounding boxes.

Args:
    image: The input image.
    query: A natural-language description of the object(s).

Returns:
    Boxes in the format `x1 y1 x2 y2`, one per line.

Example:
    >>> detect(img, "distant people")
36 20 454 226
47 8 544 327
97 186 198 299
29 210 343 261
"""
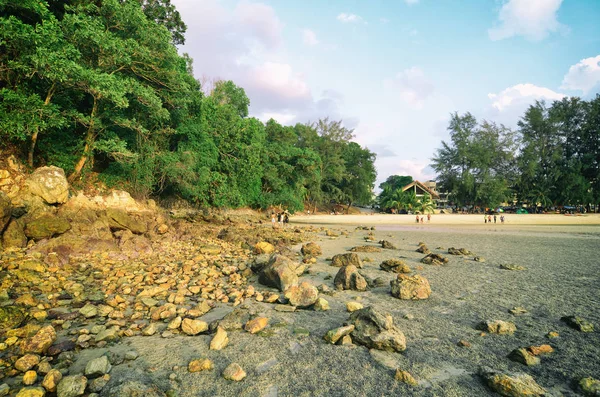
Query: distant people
416 215 419 223
278 212 284 227
493 214 497 224
420 216 424 224
427 213 431 223
500 215 505 224
488 215 492 223
484 215 487 224
271 213 276 229
283 211 289 227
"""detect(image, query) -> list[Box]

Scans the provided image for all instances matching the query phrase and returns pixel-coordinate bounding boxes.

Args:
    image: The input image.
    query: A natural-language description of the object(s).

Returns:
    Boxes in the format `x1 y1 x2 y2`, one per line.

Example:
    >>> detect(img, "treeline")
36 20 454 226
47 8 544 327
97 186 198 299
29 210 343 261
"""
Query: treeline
432 96 600 210
0 0 376 211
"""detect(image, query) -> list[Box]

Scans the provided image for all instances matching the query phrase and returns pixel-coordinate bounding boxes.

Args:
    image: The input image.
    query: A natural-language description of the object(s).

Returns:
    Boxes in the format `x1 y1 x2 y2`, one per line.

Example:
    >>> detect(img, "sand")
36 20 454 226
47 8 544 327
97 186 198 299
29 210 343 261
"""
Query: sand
71 215 600 396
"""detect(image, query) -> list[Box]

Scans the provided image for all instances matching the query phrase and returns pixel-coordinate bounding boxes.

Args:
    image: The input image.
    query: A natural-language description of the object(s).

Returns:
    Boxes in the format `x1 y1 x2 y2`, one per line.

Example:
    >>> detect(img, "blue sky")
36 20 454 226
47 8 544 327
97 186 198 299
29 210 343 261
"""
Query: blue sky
172 0 600 186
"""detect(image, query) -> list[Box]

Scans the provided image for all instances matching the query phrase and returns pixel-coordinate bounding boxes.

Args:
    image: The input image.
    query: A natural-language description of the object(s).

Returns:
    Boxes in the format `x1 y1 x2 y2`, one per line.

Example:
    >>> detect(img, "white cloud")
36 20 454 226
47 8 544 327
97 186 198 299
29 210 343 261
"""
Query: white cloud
380 17 390 24
488 83 565 111
302 29 319 46
258 112 297 124
488 0 565 41
385 67 435 109
249 62 311 102
561 55 600 94
337 13 363 23
234 0 284 49
404 0 420 5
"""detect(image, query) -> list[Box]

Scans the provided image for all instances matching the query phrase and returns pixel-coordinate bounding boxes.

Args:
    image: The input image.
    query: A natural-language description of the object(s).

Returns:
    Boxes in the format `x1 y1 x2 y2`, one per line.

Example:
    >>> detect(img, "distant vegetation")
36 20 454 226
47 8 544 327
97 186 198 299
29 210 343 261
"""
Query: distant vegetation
431 97 600 211
0 0 376 211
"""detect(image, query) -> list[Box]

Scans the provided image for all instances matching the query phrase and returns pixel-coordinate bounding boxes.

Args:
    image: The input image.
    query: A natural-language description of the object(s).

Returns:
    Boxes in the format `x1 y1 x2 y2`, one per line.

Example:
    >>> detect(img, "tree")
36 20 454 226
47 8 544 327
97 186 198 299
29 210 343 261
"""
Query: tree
379 175 413 191
340 142 377 209
137 0 187 45
211 80 250 118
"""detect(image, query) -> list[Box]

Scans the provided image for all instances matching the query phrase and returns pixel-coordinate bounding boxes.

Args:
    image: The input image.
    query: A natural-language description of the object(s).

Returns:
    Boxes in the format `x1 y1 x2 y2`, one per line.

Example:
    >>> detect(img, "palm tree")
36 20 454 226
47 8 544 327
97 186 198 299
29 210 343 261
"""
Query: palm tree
416 193 435 214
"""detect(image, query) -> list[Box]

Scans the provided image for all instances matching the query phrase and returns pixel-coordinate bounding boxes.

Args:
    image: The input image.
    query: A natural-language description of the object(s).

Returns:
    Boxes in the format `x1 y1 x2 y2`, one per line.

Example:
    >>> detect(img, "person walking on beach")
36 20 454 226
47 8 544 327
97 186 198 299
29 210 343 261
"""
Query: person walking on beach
427 213 431 223
487 215 492 223
484 215 487 224
500 215 505 224
271 213 276 229
493 214 497 224
416 215 419 223
420 216 424 224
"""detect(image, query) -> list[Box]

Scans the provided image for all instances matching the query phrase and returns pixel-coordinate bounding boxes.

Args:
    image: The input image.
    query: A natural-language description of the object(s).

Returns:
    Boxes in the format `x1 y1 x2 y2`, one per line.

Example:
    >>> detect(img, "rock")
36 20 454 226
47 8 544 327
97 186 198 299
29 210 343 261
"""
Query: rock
350 245 381 253
209 327 228 350
254 241 275 254
188 359 213 373
480 366 546 396
15 388 45 397
24 214 71 241
85 356 112 377
42 369 62 392
509 307 528 315
23 371 37 385
26 166 69 204
142 323 158 336
167 316 182 330
313 298 330 311
78 304 97 318
181 319 208 335
579 377 600 396
500 264 526 271
0 306 27 330
324 325 355 344
380 240 396 249
0 384 8 397
258 254 302 292
214 308 251 331
416 243 430 254
390 274 431 300
346 302 364 312
527 345 554 356
380 259 411 273
222 363 246 381
508 348 540 366
245 317 268 334
2 219 27 248
21 326 56 354
103 380 166 397
15 354 40 372
331 253 362 268
94 328 118 342
395 369 418 386
546 331 559 339
448 247 471 255
156 224 168 234
124 351 139 361
334 265 368 291
480 320 516 335
118 233 153 257
301 242 322 257
106 208 147 234
458 340 471 347
284 282 319 308
56 375 87 397
0 191 11 233
347 307 406 352
88 374 110 393
562 316 594 332
421 253 448 265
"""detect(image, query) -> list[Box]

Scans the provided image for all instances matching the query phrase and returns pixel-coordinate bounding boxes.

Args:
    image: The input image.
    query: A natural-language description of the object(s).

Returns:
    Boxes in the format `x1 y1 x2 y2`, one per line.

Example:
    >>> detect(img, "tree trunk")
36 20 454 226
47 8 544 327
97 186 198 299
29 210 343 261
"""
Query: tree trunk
28 84 56 167
68 97 97 183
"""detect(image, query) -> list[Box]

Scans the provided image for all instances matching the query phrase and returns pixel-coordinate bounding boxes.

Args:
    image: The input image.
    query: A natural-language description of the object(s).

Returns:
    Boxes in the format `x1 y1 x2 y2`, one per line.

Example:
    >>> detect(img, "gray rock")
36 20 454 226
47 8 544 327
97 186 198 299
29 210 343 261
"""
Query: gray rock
57 374 87 397
2 218 27 248
104 380 166 397
0 191 10 233
79 304 97 318
124 351 139 361
333 265 368 291
331 253 362 268
106 208 147 234
258 254 302 292
24 214 71 241
94 328 119 342
0 383 9 397
85 356 112 377
347 306 406 352
479 366 546 396
26 166 69 204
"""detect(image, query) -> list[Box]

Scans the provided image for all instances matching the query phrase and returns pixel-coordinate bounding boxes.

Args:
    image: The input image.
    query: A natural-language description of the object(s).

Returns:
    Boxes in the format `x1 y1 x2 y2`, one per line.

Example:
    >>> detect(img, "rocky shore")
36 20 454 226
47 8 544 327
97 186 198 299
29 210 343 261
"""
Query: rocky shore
1 162 599 396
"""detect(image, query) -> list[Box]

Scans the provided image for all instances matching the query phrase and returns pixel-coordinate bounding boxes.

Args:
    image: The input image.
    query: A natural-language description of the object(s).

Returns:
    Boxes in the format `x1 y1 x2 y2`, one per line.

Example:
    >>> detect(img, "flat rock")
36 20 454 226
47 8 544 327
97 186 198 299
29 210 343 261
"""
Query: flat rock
21 326 56 354
481 320 516 335
24 214 71 241
331 253 362 268
245 317 268 334
480 366 546 396
85 356 112 377
181 319 208 335
15 388 45 397
562 316 594 332
188 359 213 373
56 375 87 397
324 325 355 344
508 348 540 366
380 259 410 273
350 245 381 253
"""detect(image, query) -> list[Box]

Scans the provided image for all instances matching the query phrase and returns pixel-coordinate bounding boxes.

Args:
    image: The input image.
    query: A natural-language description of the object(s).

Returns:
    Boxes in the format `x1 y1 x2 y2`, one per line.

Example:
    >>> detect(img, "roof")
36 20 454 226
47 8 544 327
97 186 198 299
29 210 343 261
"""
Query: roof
401 180 440 199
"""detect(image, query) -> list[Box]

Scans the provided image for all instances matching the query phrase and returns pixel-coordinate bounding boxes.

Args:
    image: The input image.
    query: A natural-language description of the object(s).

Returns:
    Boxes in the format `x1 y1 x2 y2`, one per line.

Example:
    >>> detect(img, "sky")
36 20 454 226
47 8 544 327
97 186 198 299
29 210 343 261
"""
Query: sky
171 0 600 187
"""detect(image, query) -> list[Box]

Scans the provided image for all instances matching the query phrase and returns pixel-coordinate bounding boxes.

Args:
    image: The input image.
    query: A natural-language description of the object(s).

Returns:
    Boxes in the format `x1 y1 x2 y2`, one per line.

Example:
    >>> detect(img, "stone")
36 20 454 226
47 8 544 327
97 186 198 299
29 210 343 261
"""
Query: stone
331 253 362 268
85 356 112 377
313 298 330 311
254 241 275 254
546 331 559 339
42 369 62 392
215 308 251 331
258 254 302 292
0 191 11 232
181 319 208 335
509 307 528 315
2 219 27 248
448 247 471 255
508 348 540 366
284 282 319 308
23 371 38 385
245 317 268 334
350 245 381 253
480 366 546 397
395 369 418 386
416 243 430 254
579 377 600 396
380 259 411 273
37 361 52 374
301 242 322 257
324 325 355 344
167 316 182 330
26 166 69 204
390 274 431 300
0 306 27 330
346 302 364 312
562 316 594 332
21 326 56 354
334 265 368 291
15 388 45 397
142 323 158 336
188 359 213 373
380 240 396 249
24 214 71 241
209 327 228 350
15 354 40 372
222 363 246 381
124 351 139 361
106 208 147 234
78 304 97 318
527 345 554 356
0 384 8 397
421 253 448 265
347 307 406 352
56 375 87 397
481 320 516 335
94 328 118 342
499 264 526 271
88 374 110 393
156 224 169 234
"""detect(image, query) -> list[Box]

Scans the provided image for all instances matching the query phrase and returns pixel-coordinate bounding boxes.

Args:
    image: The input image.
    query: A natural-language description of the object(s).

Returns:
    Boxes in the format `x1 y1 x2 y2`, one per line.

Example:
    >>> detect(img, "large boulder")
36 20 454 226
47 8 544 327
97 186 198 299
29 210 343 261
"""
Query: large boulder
0 191 11 232
284 282 319 307
20 325 56 354
479 366 546 396
347 306 406 352
24 214 71 241
380 259 411 273
2 218 27 248
258 254 304 292
0 306 27 330
106 208 147 234
390 274 431 300
116 230 153 257
334 265 367 291
26 166 69 204
301 242 322 257
331 253 362 268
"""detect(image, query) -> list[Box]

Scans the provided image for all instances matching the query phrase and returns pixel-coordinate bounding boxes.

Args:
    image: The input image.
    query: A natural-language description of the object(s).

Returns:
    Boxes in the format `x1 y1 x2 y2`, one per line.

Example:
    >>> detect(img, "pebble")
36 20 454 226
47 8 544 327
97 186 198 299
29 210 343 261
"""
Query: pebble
209 327 229 350
188 359 213 373
222 363 246 381
346 302 364 312
245 317 268 334
22 371 37 386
